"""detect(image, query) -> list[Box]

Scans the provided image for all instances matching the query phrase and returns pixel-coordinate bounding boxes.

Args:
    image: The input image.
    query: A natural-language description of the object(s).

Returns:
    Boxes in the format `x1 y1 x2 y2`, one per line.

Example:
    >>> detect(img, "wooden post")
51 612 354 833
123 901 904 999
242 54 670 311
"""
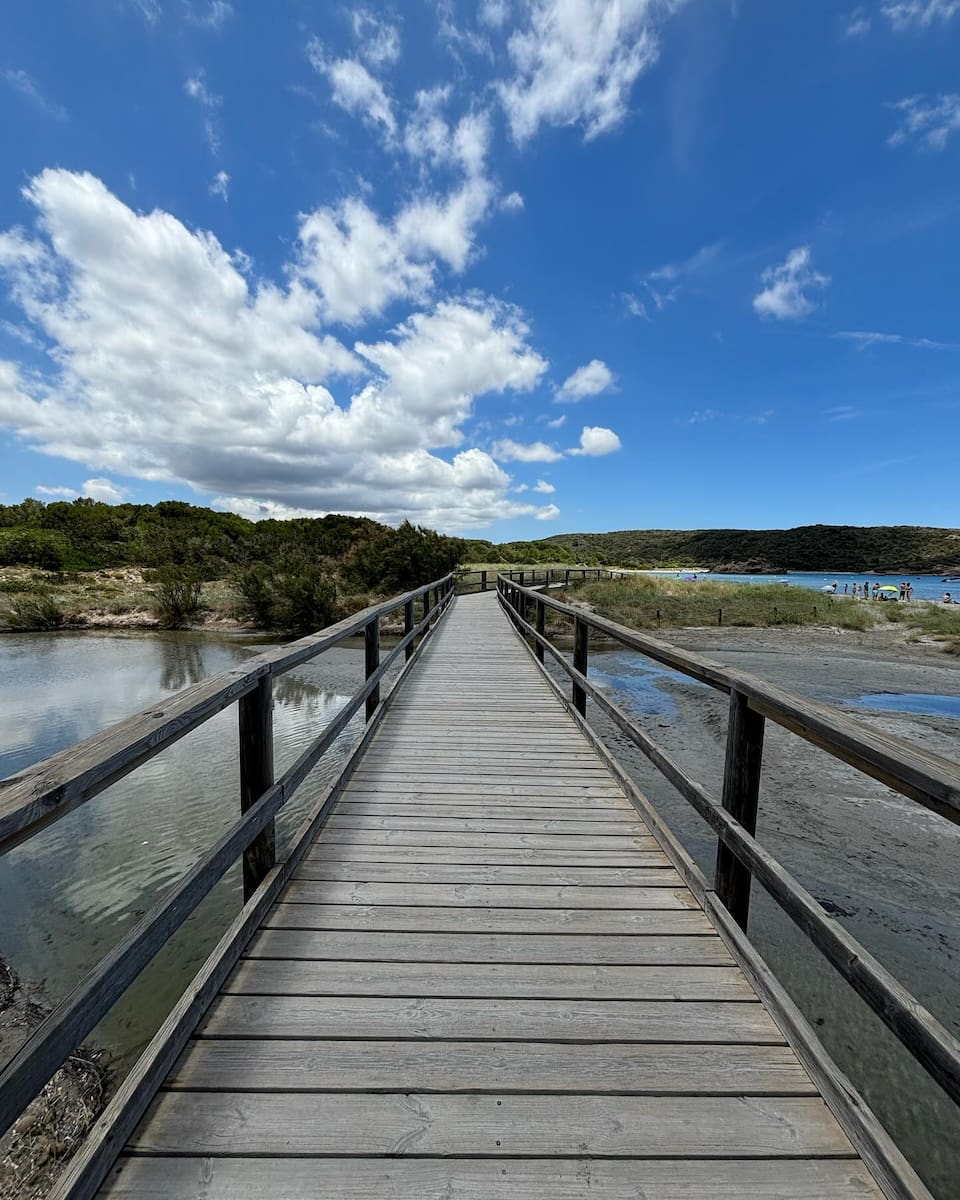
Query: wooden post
519 570 525 587
535 598 545 663
404 598 414 661
715 689 765 930
564 569 570 588
365 617 380 721
481 570 487 592
238 676 275 902
573 617 589 716
718 607 723 627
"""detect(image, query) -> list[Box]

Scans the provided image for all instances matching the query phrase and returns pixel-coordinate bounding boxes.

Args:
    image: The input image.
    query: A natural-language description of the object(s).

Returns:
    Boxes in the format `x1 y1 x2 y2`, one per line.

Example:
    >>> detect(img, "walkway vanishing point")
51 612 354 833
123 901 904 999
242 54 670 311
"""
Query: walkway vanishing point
3 573 959 1199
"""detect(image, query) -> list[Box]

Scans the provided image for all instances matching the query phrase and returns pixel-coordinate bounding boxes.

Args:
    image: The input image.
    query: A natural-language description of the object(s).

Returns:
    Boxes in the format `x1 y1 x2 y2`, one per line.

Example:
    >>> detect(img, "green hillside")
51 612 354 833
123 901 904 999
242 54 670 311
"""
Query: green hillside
537 525 960 574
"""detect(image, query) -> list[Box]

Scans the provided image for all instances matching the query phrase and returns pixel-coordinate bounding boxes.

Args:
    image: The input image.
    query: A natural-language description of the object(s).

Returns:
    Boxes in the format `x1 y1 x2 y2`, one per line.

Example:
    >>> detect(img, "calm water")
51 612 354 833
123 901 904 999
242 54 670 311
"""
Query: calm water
646 570 953 601
0 629 377 1072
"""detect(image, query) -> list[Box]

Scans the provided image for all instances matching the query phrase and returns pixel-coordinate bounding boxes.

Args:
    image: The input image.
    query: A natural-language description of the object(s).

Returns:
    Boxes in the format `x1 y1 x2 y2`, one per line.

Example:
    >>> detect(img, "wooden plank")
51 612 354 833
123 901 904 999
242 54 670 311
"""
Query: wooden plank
261 903 711 935
128 1092 845 1155
245 929 732 965
316 831 658 850
225 960 757 1000
292 862 678 886
281 880 698 909
303 845 665 866
335 803 635 821
198 995 783 1044
341 781 624 797
99 1156 886 1198
167 1038 815 1094
326 816 648 835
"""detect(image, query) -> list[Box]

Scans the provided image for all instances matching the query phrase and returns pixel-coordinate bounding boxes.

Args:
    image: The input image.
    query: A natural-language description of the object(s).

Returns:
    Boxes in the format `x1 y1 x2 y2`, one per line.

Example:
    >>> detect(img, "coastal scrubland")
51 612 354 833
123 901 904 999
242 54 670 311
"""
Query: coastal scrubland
0 500 464 634
564 574 960 654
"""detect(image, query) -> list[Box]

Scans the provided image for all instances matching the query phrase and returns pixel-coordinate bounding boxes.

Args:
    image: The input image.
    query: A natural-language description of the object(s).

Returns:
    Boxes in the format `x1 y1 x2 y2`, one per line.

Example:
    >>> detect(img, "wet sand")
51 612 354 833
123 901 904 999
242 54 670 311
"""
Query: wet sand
584 624 960 1198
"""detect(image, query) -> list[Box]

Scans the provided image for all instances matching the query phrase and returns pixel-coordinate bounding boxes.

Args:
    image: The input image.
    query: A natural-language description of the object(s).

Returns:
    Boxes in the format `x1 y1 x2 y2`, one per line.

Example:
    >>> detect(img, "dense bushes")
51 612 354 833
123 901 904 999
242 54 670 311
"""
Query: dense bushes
3 595 66 631
146 568 204 629
234 559 340 635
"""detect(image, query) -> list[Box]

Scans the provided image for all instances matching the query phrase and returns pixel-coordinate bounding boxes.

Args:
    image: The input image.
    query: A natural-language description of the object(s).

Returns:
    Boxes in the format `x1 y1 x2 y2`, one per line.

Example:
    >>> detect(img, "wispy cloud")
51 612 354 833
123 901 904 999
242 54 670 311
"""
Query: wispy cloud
753 246 828 320
185 71 222 154
209 169 230 201
888 93 960 150
2 68 67 120
533 478 555 493
635 241 725 313
834 330 960 350
824 405 865 422
492 437 564 462
882 0 960 30
621 292 650 320
186 1 233 28
680 408 774 426
844 8 872 35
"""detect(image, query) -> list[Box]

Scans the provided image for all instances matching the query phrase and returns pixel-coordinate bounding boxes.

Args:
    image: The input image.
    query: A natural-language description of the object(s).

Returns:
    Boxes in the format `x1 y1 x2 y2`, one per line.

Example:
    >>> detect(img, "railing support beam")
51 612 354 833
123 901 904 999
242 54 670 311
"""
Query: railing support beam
535 598 546 663
238 676 275 902
573 616 589 716
404 600 414 661
365 617 381 721
716 688 765 930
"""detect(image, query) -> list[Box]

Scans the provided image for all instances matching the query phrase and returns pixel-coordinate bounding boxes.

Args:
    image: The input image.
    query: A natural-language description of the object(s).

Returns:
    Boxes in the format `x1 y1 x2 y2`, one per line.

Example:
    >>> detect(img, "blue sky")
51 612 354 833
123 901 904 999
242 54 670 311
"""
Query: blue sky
0 0 958 539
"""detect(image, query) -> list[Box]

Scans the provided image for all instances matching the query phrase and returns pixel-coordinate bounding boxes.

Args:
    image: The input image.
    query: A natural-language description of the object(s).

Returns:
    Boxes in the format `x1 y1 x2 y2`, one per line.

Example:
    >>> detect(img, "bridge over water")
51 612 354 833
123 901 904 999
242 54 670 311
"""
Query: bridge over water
1 574 959 1198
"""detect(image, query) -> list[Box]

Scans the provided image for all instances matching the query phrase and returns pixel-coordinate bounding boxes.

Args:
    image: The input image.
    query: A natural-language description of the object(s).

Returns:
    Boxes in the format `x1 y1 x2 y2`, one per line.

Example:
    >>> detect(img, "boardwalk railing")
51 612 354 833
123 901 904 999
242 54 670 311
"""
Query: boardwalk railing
456 566 618 594
498 574 960 1113
0 573 455 1141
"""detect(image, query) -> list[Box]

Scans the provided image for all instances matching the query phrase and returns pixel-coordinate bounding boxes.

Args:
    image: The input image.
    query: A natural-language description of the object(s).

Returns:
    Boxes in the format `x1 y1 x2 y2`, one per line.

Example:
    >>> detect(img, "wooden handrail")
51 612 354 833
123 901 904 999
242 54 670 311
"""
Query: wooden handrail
0 574 455 1140
497 573 960 1112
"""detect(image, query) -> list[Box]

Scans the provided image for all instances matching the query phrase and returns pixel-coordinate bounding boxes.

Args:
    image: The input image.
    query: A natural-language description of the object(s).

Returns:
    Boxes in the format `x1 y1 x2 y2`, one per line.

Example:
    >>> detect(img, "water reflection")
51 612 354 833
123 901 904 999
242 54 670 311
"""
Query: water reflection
0 630 367 1073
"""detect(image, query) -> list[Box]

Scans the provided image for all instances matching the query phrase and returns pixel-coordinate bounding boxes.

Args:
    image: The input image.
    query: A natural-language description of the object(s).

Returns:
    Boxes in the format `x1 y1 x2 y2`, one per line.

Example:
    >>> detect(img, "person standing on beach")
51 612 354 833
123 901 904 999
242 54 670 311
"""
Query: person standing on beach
907 582 913 601
844 583 848 594
872 582 879 600
899 581 907 601
865 580 870 599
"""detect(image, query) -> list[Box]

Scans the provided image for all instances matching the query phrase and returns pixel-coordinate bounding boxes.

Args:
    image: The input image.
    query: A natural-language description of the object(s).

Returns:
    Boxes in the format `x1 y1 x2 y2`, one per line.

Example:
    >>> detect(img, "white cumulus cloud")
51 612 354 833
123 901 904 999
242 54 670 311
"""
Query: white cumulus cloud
295 178 493 326
497 0 686 144
556 358 614 402
569 425 621 455
0 170 556 530
533 478 556 493
492 438 564 462
752 246 829 320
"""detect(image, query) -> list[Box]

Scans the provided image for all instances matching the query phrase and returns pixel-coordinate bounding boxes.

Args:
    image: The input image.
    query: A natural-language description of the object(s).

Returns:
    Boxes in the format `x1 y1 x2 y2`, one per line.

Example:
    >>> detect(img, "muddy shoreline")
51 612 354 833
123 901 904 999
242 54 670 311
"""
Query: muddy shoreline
0 959 108 1199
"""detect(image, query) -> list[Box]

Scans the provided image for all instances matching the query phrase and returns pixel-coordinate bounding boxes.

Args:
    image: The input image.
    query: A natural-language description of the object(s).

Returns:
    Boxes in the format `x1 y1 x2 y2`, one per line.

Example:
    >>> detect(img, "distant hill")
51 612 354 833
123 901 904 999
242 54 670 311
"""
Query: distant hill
536 525 960 574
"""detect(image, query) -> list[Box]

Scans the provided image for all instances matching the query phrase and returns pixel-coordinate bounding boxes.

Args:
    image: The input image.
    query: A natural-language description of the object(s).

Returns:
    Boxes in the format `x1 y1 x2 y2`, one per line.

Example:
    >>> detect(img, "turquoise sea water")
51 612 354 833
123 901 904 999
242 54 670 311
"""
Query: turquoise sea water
645 570 955 601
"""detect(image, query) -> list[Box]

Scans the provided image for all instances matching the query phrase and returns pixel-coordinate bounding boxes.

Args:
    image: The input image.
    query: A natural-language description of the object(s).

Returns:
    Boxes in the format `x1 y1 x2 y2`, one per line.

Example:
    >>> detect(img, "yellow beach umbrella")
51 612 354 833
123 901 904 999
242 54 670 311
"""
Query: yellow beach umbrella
878 585 899 592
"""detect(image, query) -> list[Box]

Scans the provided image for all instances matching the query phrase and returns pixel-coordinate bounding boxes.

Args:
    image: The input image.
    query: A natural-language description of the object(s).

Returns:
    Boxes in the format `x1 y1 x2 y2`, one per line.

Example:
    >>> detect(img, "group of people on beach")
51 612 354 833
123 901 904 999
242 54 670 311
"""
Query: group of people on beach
833 581 914 600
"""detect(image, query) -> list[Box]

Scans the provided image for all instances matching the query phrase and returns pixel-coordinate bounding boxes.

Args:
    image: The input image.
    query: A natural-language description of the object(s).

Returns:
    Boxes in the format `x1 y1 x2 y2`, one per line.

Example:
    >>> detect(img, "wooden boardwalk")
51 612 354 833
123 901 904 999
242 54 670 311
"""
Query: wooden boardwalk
100 592 885 1198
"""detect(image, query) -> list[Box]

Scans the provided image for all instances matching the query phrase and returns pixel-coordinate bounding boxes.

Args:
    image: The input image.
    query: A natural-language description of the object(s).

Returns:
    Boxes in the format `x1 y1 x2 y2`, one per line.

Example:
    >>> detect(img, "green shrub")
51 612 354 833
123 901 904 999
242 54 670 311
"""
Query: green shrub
3 595 67 630
234 560 340 635
0 530 65 571
145 567 204 629
0 579 32 594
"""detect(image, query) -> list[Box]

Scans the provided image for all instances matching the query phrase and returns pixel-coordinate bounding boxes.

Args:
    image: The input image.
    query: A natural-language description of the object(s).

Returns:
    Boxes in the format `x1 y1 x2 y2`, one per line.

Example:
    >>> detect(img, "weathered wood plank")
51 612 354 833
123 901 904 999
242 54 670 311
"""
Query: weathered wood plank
303 845 664 866
245 929 732 965
326 816 645 834
127 1093 846 1155
197 995 782 1043
225 960 757 1000
317 830 659 850
167 1038 815 1094
261 903 710 935
281 880 698 909
99 1156 885 1199
292 862 678 886
335 803 636 821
